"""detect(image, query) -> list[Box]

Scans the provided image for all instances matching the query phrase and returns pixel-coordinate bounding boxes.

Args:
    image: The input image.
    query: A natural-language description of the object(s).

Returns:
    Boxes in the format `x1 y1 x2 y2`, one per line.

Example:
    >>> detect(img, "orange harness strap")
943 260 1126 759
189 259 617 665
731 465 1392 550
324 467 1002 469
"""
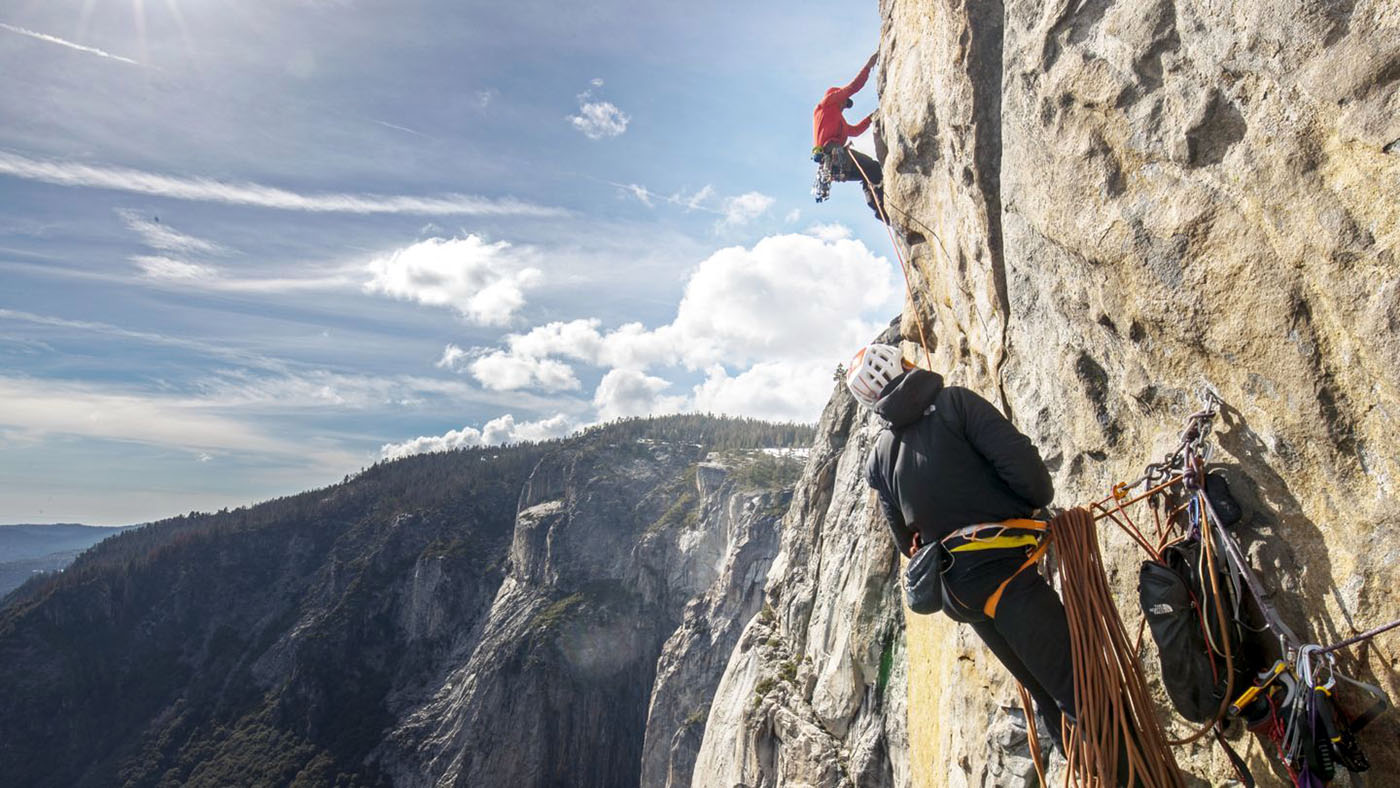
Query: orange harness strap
978 519 1052 619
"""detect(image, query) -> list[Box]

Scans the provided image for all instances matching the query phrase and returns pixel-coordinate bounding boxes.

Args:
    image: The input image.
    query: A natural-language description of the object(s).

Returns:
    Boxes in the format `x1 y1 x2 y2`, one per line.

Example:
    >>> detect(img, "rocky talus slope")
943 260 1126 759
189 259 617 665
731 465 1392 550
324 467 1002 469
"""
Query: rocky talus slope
0 417 804 787
696 0 1399 785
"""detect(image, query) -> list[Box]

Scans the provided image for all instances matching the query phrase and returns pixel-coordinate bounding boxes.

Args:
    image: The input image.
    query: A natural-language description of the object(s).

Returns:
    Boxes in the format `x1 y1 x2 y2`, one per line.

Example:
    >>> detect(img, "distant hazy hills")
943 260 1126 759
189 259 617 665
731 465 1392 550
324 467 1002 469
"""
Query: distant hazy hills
0 524 133 599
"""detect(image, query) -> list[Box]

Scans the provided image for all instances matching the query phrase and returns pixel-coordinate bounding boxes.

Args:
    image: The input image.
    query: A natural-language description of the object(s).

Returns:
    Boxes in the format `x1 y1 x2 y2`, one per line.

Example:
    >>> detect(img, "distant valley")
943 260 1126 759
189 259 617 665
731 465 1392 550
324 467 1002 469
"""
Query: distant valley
0 524 134 600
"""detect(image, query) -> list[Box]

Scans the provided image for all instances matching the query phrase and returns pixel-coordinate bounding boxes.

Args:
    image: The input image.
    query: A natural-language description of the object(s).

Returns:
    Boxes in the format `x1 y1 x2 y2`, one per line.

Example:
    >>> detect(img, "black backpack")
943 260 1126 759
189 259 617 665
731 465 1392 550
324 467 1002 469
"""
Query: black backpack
1139 538 1250 722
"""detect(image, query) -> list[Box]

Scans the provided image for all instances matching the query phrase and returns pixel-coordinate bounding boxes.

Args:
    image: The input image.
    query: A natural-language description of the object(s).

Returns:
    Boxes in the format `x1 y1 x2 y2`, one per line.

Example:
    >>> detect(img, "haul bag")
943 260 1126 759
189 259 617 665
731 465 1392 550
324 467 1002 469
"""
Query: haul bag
1139 555 1234 722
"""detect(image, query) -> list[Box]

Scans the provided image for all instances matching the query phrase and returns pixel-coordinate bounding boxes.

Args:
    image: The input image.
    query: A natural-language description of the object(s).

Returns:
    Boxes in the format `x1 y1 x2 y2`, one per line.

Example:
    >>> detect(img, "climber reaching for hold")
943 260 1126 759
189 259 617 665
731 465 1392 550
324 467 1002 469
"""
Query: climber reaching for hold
812 52 886 222
847 343 1076 753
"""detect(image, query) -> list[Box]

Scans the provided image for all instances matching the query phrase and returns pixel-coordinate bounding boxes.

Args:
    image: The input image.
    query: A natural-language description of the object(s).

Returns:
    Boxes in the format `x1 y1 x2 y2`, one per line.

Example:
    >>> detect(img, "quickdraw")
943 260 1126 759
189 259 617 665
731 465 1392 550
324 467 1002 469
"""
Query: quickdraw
811 146 833 203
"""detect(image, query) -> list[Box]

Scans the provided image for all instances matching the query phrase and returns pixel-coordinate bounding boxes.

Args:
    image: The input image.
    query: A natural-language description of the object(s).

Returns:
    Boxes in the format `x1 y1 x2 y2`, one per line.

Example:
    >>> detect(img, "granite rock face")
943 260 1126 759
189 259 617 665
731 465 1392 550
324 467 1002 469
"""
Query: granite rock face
698 0 1398 784
877 0 1400 783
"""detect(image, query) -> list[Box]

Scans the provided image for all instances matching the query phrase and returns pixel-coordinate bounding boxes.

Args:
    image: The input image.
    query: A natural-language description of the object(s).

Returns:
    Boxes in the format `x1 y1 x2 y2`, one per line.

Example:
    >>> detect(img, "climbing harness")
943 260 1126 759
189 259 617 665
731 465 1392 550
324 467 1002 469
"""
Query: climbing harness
942 519 1052 618
836 108 1400 783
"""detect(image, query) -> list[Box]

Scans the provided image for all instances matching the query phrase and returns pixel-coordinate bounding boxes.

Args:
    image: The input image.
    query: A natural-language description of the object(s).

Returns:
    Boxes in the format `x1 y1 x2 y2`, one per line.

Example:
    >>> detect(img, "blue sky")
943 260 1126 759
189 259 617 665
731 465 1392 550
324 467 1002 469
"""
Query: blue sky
0 0 900 525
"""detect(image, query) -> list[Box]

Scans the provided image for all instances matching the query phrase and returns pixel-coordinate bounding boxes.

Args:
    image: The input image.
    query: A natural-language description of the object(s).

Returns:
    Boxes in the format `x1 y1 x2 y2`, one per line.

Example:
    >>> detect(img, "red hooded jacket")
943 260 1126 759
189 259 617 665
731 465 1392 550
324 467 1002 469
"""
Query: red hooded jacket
813 60 874 149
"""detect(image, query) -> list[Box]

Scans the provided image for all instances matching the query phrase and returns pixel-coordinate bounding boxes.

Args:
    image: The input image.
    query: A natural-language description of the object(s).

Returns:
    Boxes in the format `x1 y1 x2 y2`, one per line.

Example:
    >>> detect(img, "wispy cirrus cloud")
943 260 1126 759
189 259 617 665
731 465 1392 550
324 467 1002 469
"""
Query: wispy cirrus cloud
132 255 218 281
615 182 773 228
0 22 140 66
0 375 356 468
0 307 290 371
117 209 226 255
0 309 577 415
373 119 432 139
0 151 564 217
115 211 356 293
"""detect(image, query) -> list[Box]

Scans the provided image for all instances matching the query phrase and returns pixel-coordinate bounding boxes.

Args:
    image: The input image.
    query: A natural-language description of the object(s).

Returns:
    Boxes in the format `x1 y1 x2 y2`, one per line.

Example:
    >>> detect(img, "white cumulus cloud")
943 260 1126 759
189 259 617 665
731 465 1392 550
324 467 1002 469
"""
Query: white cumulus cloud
364 235 542 325
690 361 839 423
469 351 579 392
719 192 775 228
663 232 896 369
593 369 686 422
379 413 575 459
436 344 470 369
805 223 852 242
461 233 898 423
500 318 673 371
569 84 630 139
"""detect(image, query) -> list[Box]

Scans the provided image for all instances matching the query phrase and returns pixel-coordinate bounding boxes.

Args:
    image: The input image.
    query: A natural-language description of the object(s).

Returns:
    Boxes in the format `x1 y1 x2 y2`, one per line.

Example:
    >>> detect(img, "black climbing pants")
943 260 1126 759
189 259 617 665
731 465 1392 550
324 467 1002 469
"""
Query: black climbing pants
940 544 1076 752
831 147 882 186
827 145 886 222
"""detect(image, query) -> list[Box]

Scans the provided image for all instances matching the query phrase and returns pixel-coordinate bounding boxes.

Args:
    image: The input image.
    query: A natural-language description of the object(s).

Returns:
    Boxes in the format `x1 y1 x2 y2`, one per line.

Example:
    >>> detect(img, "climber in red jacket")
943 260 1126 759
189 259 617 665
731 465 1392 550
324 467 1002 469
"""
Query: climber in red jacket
812 52 885 221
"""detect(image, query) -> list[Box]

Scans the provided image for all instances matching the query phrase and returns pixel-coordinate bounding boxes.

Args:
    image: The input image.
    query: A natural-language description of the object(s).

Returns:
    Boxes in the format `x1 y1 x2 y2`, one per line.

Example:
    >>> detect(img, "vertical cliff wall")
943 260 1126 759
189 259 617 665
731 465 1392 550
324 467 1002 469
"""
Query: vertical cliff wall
699 0 1398 785
375 440 794 787
0 419 807 788
885 0 1399 783
694 379 910 788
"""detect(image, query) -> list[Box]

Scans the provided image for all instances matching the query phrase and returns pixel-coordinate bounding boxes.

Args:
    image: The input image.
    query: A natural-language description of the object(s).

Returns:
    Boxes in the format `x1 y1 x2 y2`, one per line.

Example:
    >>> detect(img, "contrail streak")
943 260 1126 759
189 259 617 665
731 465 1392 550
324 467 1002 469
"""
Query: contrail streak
0 22 141 65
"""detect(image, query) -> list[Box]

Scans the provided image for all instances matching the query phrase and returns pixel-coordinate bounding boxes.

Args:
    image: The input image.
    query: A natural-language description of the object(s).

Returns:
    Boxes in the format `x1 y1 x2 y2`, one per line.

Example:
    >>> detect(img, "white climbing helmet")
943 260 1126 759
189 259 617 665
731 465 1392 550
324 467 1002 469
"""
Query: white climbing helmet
845 343 908 408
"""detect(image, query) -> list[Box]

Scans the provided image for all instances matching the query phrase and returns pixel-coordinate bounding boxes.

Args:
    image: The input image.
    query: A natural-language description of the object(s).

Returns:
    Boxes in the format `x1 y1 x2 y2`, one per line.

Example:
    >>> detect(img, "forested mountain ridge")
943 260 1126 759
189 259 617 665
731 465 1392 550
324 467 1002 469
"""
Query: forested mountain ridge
0 414 810 787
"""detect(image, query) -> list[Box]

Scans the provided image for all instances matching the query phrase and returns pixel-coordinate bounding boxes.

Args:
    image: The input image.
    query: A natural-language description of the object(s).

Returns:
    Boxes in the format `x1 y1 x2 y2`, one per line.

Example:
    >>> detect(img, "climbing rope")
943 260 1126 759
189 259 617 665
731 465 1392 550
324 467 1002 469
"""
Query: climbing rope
846 145 1181 785
1016 683 1049 788
836 125 1398 782
844 145 934 372
1055 507 1186 787
1321 617 1400 656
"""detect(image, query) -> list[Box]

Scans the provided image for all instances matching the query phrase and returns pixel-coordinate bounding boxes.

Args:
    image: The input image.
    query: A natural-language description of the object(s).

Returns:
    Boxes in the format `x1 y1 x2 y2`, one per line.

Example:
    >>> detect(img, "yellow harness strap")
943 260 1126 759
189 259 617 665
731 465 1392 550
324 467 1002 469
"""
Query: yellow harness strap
942 518 1052 619
947 534 1041 552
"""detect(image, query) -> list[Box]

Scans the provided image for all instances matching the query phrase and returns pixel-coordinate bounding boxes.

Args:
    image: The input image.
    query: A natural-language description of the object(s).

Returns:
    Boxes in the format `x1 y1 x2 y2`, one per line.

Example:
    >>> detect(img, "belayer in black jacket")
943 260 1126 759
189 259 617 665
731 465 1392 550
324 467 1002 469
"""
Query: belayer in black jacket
846 342 1076 752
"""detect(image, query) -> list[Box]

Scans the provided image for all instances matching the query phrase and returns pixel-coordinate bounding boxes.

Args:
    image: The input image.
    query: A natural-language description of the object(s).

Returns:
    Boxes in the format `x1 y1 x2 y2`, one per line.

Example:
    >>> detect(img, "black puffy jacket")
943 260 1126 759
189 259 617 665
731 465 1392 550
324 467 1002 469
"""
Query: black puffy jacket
865 369 1054 556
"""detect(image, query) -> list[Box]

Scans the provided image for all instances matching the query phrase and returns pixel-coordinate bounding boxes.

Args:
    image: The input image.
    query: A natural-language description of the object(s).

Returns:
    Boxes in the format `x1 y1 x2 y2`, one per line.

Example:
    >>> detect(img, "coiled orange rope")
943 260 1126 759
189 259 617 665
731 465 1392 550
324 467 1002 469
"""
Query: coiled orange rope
1053 507 1185 787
